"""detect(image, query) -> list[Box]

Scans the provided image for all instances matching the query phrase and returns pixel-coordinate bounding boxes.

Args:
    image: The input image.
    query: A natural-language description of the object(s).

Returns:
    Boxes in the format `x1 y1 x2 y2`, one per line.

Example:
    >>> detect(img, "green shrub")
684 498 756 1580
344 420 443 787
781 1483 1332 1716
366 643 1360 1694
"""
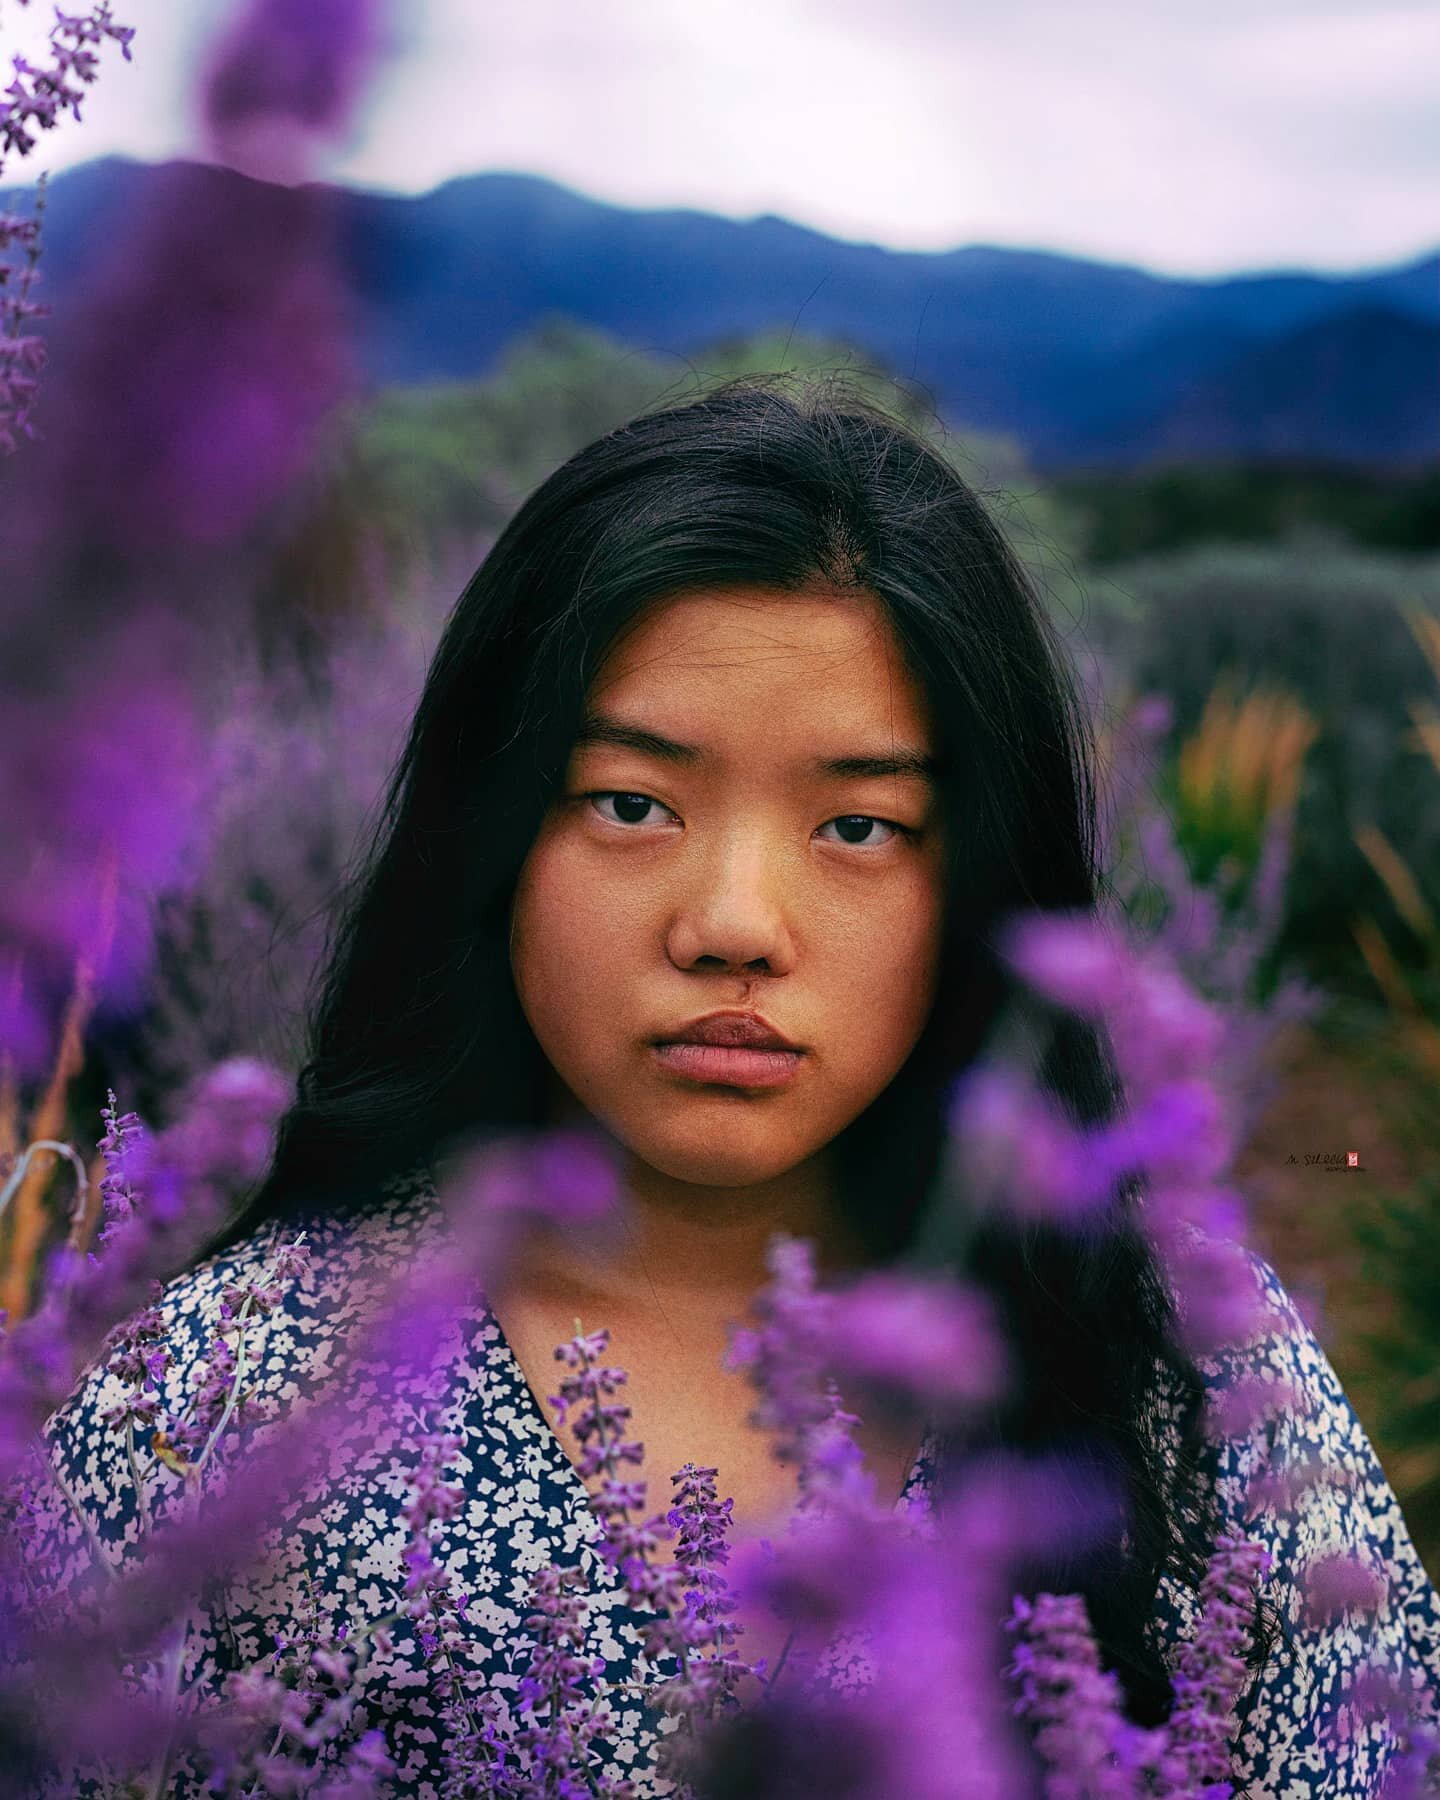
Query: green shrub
1100 544 1440 991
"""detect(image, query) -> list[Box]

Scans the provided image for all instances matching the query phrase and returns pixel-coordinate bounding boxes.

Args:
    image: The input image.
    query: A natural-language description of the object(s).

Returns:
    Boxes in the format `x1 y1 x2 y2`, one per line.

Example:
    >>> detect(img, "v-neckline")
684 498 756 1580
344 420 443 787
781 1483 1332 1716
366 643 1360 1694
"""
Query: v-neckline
477 1288 938 1536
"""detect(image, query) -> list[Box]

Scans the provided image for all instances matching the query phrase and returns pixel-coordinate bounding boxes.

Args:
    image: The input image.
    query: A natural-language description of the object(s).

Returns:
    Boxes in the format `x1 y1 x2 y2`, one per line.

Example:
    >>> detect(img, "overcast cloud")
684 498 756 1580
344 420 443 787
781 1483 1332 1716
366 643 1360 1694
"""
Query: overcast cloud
3 0 1435 277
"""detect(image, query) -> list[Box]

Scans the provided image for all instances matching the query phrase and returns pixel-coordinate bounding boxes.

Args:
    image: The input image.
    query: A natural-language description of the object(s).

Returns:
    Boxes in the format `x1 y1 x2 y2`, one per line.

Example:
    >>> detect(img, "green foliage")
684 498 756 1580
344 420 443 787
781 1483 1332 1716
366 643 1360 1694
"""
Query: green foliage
1104 543 1440 992
334 314 1084 604
337 317 670 545
1054 462 1440 565
1351 1166 1440 1566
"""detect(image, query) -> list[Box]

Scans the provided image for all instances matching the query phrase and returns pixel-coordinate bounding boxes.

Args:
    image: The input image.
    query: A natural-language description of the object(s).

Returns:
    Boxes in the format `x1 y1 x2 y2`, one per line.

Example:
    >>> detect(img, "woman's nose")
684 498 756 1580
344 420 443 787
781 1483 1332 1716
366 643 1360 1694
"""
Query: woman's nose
663 836 797 976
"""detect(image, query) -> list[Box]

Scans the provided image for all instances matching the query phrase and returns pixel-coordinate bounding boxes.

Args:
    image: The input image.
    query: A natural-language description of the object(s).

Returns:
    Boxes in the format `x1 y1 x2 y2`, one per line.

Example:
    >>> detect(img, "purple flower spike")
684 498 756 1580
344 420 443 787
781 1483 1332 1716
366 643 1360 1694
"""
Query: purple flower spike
1160 1533 1271 1795
1007 1590 1137 1799
161 1056 295 1191
438 1127 626 1290
1092 1077 1236 1189
999 909 1135 1023
947 1064 1113 1221
827 1270 1009 1419
0 5 135 179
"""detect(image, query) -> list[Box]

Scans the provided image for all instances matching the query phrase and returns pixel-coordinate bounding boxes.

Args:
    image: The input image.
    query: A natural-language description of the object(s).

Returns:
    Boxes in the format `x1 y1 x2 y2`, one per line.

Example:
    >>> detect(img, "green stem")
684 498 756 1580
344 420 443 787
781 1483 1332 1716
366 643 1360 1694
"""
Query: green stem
45 1455 118 1583
141 1596 196 1800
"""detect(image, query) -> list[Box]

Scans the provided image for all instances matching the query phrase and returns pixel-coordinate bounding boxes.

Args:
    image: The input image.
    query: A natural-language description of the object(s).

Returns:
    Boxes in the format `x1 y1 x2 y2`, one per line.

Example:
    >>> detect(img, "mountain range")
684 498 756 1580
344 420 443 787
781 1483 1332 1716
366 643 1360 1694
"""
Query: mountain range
5 155 1437 475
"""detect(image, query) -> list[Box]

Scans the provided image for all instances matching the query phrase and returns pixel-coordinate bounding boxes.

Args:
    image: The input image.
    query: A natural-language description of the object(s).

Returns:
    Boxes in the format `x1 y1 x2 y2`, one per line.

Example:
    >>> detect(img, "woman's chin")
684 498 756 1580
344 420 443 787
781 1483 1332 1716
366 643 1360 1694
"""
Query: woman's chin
622 1127 819 1192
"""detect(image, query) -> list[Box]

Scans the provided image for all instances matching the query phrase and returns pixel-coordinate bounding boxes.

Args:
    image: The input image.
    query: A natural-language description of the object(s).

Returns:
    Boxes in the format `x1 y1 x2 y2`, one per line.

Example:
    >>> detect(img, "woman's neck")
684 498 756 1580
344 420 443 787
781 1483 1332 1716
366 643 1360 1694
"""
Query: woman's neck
509 1140 869 1318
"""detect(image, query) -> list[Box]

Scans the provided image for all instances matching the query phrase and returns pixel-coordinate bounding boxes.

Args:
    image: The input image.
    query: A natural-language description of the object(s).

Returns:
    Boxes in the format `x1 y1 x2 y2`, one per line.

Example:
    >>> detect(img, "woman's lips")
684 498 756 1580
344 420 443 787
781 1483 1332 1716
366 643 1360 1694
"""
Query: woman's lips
650 1042 805 1089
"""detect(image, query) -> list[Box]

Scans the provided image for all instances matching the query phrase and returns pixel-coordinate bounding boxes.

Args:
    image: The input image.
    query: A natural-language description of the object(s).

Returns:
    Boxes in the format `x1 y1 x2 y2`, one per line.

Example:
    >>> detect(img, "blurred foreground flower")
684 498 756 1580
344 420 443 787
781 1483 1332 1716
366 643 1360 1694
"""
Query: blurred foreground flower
3 909 1434 1795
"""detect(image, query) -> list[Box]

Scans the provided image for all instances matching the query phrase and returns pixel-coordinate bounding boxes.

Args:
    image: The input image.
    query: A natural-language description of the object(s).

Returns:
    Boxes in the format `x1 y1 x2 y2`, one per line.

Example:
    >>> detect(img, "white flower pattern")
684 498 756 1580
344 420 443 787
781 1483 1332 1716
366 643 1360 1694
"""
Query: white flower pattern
30 1164 1440 1798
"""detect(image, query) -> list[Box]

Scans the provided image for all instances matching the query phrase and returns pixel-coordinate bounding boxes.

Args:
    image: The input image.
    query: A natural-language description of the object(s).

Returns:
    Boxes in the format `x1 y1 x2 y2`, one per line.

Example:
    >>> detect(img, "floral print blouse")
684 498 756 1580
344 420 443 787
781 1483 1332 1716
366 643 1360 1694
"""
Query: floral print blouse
32 1163 1440 1798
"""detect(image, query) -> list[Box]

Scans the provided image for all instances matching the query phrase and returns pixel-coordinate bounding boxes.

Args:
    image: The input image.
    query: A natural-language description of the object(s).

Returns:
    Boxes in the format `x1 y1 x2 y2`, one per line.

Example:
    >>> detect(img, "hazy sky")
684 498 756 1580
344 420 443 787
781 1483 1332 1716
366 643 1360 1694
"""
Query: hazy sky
4 0 1436 277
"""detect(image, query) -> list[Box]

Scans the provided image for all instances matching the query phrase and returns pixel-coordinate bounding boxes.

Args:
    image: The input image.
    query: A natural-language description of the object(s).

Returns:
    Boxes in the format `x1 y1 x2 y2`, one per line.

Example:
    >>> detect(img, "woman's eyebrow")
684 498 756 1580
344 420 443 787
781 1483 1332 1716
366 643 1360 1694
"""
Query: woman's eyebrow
573 709 940 785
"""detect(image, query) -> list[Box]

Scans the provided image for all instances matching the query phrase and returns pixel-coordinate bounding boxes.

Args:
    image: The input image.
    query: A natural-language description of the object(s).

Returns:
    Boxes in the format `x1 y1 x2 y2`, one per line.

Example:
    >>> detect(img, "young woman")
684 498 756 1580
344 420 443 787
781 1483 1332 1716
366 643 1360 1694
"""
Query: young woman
39 378 1440 1797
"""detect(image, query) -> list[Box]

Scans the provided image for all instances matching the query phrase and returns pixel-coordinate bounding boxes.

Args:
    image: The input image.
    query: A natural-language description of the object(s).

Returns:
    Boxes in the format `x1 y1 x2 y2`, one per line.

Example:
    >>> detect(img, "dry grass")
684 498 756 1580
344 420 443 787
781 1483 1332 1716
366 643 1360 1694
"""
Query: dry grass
1176 677 1319 835
0 849 117 1321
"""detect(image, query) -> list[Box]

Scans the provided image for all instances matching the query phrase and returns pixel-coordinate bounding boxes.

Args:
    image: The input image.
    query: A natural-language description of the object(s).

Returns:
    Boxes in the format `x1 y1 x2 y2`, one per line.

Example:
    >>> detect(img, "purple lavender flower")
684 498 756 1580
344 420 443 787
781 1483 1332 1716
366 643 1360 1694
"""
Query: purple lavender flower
161 1057 296 1193
0 173 49 455
96 1087 148 1247
0 5 135 453
0 0 387 1067
398 1414 518 1797
543 1323 768 1794
550 1325 677 1597
946 1063 1112 1223
193 1570 399 1797
0 4 135 174
645 1461 752 1786
97 1279 170 1529
722 1233 842 1477
1158 1533 1271 1795
510 1561 633 1800
1006 1590 1137 1799
994 909 1267 1357
825 1270 1003 1421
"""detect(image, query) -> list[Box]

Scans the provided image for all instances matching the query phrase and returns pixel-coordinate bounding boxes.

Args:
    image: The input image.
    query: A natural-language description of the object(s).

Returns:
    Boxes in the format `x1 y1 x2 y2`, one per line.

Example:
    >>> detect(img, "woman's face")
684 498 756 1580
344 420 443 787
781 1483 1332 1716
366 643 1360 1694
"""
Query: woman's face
508 586 947 1191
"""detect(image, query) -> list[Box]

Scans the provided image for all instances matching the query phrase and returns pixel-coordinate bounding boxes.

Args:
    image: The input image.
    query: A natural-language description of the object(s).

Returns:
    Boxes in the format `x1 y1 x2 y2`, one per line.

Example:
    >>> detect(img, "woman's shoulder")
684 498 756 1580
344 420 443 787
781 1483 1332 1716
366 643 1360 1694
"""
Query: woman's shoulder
1189 1252 1430 1568
36 1163 447 1566
1155 1247 1439 1790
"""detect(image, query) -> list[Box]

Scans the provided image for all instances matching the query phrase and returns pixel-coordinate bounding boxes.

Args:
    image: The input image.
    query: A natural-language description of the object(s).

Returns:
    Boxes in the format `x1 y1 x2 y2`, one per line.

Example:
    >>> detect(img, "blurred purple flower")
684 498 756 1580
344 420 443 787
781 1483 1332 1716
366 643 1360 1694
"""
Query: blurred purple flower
0 619 210 1033
998 910 1134 1024
0 958 50 1078
0 2 393 1074
827 1270 1009 1421
1204 1373 1305 1442
201 0 386 185
1341 1669 1440 1798
159 1055 295 1191
708 1458 1093 1799
1301 1550 1388 1628
1244 1454 1354 1521
0 179 48 455
723 1233 848 1479
946 1064 1111 1223
1091 1077 1236 1189
1131 693 1174 741
437 1125 626 1303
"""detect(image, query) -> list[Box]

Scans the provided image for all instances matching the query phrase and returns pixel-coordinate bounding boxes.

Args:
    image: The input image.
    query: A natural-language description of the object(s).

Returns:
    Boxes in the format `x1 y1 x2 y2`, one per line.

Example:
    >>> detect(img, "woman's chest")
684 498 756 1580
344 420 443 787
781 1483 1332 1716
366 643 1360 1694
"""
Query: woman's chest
489 1290 924 1542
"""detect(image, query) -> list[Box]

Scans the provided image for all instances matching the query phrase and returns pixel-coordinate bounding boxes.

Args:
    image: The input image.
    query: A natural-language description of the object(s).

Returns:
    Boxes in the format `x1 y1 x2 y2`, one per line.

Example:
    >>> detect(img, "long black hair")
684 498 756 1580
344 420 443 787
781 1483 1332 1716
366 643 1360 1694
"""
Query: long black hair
195 373 1222 1720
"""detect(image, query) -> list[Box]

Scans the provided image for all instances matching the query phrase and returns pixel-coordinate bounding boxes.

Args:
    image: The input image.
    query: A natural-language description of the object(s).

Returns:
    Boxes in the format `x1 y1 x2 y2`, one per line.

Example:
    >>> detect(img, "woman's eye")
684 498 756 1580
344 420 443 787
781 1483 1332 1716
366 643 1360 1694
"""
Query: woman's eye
817 815 908 849
586 791 677 828
584 792 908 849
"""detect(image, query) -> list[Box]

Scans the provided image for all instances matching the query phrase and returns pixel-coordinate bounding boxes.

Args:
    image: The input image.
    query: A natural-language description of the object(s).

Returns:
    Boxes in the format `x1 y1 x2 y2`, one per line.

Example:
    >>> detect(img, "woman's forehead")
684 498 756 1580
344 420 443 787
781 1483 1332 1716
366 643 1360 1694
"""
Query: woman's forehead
590 586 928 721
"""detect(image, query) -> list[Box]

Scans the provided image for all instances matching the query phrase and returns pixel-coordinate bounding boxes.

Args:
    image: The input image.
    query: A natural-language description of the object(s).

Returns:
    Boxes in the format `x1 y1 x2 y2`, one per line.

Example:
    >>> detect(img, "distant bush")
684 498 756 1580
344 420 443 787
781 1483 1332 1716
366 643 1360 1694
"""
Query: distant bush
336 315 1085 599
1099 543 1440 990
1055 462 1440 565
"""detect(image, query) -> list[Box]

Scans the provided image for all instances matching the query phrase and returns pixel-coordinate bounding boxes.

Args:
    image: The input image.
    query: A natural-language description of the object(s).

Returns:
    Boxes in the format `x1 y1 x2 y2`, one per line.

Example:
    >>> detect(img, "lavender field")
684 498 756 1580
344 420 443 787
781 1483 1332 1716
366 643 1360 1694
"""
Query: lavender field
2 4 1439 1796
